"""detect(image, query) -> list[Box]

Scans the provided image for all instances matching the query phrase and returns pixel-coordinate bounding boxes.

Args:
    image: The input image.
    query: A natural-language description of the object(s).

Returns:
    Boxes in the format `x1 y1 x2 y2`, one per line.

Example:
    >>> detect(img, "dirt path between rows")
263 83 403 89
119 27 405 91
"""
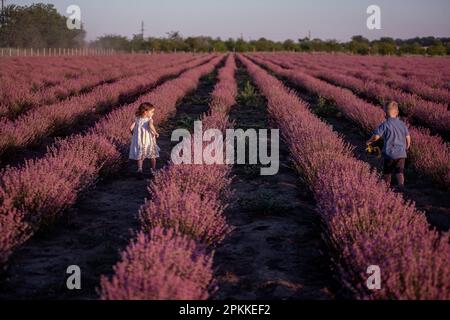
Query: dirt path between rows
266 66 450 232
0 69 218 300
213 64 334 300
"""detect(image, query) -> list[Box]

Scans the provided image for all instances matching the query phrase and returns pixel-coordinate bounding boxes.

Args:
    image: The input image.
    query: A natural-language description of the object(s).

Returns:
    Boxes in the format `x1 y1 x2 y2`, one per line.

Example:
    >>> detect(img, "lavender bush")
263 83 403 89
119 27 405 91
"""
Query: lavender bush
99 228 215 300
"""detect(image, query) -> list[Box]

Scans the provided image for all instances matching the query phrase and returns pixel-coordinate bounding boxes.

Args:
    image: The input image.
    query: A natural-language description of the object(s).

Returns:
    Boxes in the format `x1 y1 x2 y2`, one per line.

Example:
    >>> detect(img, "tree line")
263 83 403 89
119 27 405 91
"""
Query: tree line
0 3 85 48
1 3 449 56
94 33 450 56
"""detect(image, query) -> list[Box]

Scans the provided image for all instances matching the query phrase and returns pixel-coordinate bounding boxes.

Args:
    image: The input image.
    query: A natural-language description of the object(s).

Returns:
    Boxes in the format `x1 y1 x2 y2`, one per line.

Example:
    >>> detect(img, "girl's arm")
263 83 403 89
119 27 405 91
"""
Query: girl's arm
150 122 159 138
130 122 135 135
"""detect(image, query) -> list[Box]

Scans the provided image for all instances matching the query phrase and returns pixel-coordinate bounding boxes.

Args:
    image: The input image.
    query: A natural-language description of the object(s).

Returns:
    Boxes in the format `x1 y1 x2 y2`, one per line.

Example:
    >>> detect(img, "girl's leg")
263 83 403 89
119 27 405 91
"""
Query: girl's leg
137 160 144 172
151 158 157 170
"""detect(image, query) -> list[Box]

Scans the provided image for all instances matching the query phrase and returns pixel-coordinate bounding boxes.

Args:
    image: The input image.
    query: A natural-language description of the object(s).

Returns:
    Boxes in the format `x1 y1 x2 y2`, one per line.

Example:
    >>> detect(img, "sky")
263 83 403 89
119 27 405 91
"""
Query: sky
10 0 450 41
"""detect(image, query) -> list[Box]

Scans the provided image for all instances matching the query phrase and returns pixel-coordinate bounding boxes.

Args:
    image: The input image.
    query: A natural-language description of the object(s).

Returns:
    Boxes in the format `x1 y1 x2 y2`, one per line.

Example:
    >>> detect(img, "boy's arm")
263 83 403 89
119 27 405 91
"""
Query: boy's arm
404 123 411 150
366 134 381 146
406 135 411 150
368 122 385 145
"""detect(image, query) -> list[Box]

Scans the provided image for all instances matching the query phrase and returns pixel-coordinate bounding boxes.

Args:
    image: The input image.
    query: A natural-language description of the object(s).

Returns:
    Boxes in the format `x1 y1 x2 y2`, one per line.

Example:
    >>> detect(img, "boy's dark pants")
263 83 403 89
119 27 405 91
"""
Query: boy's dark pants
383 158 406 175
383 158 406 187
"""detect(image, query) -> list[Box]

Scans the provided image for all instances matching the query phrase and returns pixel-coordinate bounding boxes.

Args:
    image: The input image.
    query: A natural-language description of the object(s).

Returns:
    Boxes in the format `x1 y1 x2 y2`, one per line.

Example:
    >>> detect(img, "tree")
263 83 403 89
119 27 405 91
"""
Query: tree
427 39 446 56
235 38 250 52
310 39 328 52
399 42 425 55
320 40 342 52
298 37 313 52
223 38 236 52
347 35 370 54
130 34 148 52
283 39 297 51
185 36 212 52
347 36 370 55
211 38 227 52
371 37 397 55
164 31 186 51
251 38 273 52
92 35 130 51
0 3 85 48
351 35 370 44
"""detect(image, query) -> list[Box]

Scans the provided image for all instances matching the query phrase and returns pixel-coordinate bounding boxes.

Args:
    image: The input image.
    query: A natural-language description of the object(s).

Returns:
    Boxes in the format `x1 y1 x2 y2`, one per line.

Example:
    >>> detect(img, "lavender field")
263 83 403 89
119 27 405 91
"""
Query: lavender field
0 51 448 302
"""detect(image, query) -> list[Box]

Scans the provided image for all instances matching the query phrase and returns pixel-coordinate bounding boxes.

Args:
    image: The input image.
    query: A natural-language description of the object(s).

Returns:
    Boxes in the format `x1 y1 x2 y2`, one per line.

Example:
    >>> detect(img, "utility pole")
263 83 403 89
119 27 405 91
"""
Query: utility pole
308 30 311 40
141 21 145 39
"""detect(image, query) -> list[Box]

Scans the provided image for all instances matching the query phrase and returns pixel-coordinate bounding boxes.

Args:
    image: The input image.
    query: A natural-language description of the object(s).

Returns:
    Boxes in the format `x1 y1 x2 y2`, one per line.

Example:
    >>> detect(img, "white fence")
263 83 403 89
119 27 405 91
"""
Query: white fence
0 47 118 57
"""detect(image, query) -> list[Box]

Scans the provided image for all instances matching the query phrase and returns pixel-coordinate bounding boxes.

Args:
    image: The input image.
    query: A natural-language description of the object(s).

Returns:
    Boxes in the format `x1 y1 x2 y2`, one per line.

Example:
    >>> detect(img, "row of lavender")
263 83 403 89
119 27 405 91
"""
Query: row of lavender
250 55 450 188
0 55 100 91
99 54 238 299
0 55 182 120
239 54 450 299
315 68 450 135
262 53 450 135
299 53 450 93
0 55 210 160
313 54 450 105
0 55 223 267
296 53 450 104
0 55 173 119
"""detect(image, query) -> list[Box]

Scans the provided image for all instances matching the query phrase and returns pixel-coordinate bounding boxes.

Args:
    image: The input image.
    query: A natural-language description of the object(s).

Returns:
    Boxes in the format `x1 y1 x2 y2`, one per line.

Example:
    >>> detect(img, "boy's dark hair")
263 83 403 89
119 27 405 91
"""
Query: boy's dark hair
135 102 155 117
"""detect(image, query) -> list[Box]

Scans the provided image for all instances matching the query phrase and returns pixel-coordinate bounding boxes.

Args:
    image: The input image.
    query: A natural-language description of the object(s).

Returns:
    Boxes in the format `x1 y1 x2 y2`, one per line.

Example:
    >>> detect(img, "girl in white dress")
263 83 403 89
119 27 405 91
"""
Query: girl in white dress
129 102 160 177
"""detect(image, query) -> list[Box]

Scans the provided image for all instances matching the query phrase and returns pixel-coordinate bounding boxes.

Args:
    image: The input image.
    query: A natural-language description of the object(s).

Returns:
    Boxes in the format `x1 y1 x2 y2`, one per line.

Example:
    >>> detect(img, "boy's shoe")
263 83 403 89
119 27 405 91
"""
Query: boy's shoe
150 168 157 176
